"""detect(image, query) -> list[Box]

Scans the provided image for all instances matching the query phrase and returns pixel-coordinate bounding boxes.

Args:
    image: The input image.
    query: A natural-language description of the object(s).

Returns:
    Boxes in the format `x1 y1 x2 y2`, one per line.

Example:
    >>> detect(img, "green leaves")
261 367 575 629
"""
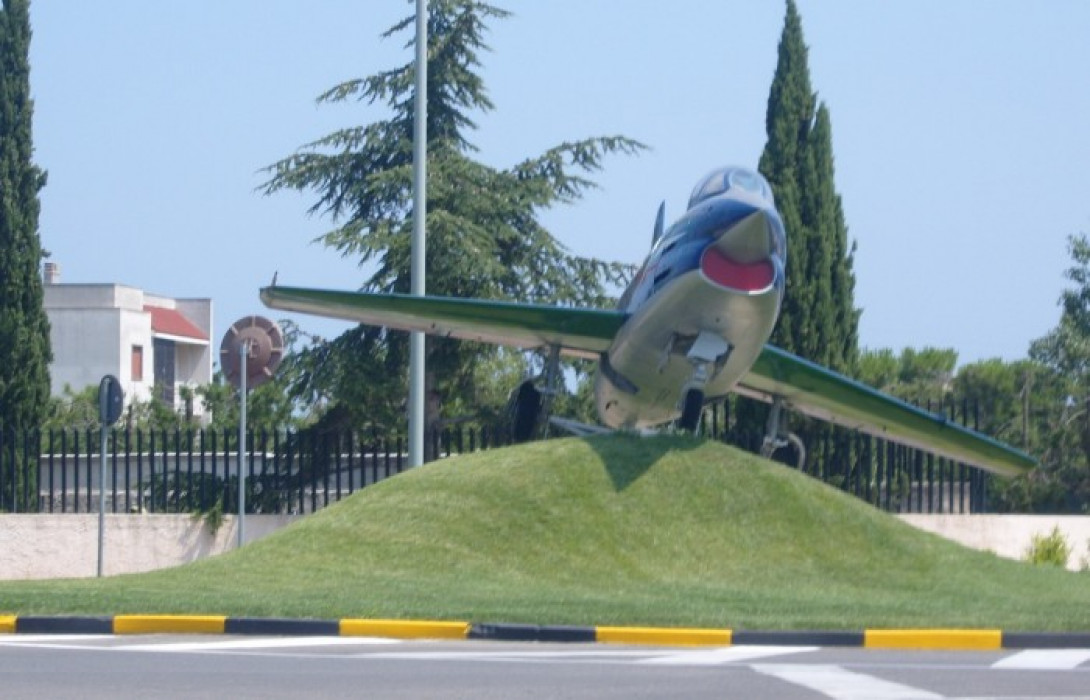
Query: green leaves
744 1 859 475
260 1 643 428
0 0 51 442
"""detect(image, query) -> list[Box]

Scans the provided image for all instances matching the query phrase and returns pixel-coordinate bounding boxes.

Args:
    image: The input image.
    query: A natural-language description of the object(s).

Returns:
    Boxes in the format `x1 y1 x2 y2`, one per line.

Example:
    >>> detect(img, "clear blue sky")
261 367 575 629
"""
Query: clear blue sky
27 1 1090 367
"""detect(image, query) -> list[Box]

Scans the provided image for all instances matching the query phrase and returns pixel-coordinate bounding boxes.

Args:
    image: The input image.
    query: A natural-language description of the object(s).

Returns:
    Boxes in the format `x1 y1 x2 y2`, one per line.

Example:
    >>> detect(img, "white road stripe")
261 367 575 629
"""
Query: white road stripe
753 663 943 700
366 650 653 662
116 637 401 652
0 634 113 644
639 645 817 666
992 649 1090 670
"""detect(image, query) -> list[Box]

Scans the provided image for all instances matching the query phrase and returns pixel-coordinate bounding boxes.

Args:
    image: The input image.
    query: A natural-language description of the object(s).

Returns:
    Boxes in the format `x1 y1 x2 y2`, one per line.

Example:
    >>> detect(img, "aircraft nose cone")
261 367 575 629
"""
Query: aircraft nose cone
714 209 773 264
701 210 776 293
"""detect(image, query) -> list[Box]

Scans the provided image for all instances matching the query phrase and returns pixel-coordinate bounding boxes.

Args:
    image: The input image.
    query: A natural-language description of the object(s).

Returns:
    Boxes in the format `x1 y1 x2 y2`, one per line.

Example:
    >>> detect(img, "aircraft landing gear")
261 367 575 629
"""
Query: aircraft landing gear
678 387 705 432
506 345 562 443
508 379 543 442
675 331 730 434
760 396 806 469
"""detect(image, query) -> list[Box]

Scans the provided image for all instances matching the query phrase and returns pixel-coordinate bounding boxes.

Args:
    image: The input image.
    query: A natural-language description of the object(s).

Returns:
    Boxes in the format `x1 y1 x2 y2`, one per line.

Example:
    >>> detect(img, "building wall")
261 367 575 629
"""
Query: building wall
119 306 154 403
175 297 213 395
45 306 125 396
43 283 213 416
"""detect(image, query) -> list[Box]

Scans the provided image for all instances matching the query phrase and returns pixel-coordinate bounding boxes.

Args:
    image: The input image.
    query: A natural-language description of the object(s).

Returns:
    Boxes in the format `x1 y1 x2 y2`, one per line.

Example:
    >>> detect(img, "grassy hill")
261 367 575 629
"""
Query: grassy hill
2 434 1088 630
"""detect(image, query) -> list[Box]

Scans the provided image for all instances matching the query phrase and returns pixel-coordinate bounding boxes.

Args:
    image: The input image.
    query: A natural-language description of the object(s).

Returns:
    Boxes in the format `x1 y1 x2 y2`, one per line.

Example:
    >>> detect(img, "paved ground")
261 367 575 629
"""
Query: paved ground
1 634 1089 699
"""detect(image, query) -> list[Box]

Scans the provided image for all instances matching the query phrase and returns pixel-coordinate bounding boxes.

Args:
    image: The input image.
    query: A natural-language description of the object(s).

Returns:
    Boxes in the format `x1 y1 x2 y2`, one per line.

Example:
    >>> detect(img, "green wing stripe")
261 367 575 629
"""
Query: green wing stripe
738 344 1035 476
260 286 626 359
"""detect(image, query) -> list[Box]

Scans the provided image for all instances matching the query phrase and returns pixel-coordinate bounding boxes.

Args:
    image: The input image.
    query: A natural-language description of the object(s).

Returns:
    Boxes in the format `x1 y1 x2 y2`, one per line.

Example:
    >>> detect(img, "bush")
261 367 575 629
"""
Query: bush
1024 526 1071 568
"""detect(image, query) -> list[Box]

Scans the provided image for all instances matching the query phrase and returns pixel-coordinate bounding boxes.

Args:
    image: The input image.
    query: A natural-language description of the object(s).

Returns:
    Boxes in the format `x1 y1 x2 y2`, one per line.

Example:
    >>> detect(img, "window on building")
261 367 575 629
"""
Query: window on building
131 345 144 381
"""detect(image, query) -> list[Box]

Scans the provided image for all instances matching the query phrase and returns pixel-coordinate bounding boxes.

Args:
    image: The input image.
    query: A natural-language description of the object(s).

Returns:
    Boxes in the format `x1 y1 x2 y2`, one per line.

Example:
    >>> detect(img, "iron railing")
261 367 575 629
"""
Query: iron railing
1 399 997 516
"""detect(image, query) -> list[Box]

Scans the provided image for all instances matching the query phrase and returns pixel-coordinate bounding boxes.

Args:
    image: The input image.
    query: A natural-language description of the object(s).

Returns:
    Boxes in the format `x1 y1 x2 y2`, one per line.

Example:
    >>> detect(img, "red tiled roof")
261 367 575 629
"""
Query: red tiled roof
144 305 208 342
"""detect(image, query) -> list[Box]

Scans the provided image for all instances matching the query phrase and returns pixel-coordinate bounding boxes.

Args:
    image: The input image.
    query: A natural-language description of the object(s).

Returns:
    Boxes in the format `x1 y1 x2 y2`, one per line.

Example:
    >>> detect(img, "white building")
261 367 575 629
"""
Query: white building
43 278 213 419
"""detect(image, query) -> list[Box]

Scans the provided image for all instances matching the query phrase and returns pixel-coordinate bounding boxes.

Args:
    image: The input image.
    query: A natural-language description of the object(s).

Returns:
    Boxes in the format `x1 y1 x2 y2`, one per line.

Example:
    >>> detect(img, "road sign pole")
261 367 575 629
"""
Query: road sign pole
218 315 283 549
96 375 123 578
97 398 107 578
238 340 248 548
408 0 427 468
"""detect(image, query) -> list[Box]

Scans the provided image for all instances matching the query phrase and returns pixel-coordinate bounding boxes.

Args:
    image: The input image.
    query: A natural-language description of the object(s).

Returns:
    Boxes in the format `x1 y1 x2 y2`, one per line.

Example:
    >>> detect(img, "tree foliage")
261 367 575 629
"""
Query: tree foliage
261 1 642 431
759 0 857 371
0 0 50 508
739 0 859 473
1011 233 1090 512
856 346 958 405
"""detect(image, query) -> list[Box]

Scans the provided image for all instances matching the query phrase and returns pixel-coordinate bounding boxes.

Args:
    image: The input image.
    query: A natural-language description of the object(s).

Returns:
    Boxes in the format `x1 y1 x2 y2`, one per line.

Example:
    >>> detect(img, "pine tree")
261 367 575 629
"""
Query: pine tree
735 0 859 474
0 0 51 509
262 1 642 434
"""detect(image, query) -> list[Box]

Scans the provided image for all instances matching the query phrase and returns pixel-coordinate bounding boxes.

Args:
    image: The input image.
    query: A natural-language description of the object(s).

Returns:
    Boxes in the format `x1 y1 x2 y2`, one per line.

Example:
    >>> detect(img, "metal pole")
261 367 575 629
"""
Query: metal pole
97 393 107 578
238 340 248 548
408 0 428 468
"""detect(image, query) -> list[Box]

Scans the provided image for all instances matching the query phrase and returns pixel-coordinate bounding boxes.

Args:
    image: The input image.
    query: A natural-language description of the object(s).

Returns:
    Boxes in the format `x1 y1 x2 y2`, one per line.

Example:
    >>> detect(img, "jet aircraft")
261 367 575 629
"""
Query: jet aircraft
261 166 1034 477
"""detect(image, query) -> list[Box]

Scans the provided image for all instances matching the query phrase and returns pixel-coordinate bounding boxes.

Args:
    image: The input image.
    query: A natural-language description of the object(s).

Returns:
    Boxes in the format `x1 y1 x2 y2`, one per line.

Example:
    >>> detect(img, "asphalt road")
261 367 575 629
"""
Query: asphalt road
1 634 1089 699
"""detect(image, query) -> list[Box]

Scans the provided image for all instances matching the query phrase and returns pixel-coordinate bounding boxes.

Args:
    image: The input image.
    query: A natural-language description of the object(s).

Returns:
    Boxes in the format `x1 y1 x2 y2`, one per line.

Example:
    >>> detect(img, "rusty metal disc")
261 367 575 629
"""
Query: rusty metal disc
219 315 284 389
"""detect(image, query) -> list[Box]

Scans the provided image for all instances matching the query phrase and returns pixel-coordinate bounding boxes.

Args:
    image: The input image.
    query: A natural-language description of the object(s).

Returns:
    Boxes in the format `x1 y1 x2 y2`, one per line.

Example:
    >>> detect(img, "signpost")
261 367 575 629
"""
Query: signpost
97 374 123 577
220 316 283 548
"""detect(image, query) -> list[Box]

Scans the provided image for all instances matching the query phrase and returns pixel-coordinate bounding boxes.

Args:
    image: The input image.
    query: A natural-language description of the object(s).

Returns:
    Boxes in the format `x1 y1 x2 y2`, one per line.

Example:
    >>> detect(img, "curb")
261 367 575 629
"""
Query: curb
1 616 1088 649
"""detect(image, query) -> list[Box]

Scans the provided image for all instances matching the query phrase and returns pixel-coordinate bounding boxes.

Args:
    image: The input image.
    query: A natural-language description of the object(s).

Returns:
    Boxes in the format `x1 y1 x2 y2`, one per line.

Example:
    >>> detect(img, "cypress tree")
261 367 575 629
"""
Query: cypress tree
759 0 857 367
0 0 51 510
736 0 859 473
759 0 812 356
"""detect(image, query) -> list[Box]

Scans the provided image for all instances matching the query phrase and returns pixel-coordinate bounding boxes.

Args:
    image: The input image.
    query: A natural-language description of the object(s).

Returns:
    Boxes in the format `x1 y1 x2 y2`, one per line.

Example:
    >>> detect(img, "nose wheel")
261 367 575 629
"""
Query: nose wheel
678 387 705 432
674 331 731 434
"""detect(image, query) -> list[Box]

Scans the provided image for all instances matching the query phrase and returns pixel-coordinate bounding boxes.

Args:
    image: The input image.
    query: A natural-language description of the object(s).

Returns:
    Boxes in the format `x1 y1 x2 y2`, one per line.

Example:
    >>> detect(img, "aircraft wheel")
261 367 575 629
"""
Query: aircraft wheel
508 380 543 442
678 388 704 432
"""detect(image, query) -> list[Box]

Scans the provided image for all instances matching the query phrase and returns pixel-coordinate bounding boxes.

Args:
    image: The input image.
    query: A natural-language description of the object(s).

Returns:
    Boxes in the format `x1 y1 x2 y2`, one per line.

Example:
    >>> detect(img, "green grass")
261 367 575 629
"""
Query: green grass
2 434 1088 630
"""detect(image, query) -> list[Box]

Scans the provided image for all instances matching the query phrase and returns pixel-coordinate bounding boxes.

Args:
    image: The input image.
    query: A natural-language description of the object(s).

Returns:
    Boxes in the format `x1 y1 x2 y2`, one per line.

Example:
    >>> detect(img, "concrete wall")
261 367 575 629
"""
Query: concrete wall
2 513 1087 580
898 514 1090 571
0 514 299 580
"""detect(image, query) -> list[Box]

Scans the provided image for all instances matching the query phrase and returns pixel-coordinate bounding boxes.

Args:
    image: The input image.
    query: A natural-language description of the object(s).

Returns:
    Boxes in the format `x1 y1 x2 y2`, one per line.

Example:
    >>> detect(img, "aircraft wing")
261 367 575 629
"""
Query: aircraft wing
259 285 627 360
735 344 1035 477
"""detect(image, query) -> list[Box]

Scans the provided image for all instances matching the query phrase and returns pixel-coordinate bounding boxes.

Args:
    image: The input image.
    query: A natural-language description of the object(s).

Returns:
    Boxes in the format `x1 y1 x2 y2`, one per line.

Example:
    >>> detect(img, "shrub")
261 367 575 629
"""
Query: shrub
1024 526 1071 568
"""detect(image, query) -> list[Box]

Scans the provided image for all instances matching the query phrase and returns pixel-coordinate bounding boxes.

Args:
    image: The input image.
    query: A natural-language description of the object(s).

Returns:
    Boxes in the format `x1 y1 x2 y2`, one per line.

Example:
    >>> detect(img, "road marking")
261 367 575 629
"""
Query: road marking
992 649 1090 670
753 663 942 700
0 634 113 644
639 645 817 666
115 636 401 652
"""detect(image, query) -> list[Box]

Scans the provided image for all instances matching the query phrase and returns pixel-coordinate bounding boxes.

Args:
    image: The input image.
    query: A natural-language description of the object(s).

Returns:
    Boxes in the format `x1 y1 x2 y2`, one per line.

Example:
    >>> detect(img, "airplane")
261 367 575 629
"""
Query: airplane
260 165 1034 477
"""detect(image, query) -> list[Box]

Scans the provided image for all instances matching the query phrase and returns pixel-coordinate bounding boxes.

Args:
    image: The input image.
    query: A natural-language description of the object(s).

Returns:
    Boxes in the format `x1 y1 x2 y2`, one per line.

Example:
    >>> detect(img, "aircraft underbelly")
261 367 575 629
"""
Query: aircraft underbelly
595 270 780 429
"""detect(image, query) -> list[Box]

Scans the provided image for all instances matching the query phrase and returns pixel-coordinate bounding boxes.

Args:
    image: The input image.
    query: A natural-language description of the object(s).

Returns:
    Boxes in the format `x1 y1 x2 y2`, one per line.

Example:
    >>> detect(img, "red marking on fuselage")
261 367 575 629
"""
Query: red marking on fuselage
699 246 774 292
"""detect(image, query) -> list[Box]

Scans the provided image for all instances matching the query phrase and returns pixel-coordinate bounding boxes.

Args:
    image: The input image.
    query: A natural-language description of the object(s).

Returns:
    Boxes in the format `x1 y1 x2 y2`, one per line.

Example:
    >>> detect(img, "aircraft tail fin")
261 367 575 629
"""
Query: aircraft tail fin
652 201 666 244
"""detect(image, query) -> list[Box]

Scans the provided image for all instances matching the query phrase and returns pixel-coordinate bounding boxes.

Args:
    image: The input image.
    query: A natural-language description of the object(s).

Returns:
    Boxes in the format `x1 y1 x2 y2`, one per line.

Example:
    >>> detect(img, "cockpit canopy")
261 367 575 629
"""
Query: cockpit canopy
687 167 775 209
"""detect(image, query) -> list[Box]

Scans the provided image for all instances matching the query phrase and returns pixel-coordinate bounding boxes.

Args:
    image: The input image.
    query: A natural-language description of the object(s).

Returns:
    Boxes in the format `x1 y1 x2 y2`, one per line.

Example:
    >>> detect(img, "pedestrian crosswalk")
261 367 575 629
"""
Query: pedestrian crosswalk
992 648 1090 670
753 663 943 700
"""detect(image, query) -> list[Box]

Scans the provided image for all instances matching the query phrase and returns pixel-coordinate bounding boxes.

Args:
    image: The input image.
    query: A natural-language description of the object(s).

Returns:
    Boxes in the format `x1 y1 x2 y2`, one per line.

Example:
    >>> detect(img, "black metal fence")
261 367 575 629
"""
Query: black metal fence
700 396 991 514
0 399 995 516
0 425 514 516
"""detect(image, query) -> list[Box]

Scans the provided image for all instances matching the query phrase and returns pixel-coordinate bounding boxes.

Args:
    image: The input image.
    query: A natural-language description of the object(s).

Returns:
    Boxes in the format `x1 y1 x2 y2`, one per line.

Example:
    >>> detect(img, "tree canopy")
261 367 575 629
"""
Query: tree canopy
759 0 858 371
262 0 642 432
735 0 859 473
0 0 51 508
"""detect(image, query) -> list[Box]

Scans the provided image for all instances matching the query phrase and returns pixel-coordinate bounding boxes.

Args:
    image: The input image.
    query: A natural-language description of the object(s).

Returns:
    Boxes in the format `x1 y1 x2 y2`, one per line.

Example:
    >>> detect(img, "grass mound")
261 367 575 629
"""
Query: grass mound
2 435 1088 630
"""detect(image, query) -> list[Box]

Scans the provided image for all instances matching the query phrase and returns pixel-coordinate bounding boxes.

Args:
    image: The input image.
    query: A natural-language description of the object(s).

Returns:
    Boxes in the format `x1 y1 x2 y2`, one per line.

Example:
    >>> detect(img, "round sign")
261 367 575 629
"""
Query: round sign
98 374 124 426
220 316 284 389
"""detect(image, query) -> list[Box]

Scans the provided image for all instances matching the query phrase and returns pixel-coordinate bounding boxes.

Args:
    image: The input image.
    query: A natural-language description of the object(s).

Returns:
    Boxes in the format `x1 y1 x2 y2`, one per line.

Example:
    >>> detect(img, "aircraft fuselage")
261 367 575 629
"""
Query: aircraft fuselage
595 167 786 429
